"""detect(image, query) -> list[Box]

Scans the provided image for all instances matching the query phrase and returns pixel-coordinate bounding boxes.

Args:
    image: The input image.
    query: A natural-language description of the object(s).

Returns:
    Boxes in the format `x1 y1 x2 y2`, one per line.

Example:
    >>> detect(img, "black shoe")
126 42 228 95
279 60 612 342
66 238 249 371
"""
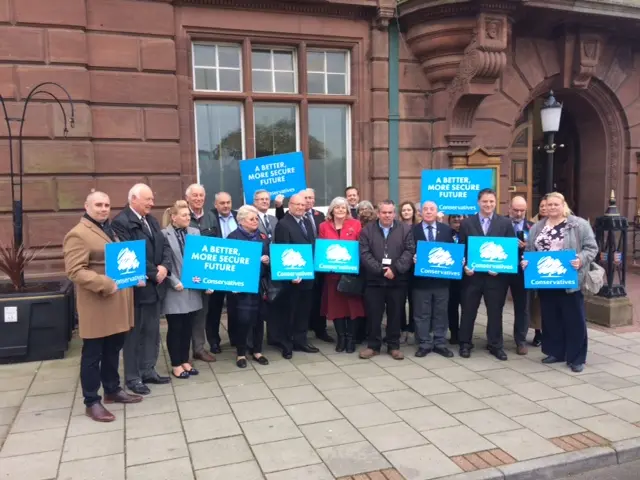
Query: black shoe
316 331 335 343
253 355 269 365
282 349 293 359
211 344 222 354
187 368 199 376
532 330 542 347
293 344 320 353
127 382 151 395
345 319 356 353
489 347 508 361
449 333 459 345
434 345 454 358
172 370 190 379
459 347 471 358
542 355 561 364
236 358 247 368
142 374 171 385
415 348 431 358
570 363 585 373
333 318 346 352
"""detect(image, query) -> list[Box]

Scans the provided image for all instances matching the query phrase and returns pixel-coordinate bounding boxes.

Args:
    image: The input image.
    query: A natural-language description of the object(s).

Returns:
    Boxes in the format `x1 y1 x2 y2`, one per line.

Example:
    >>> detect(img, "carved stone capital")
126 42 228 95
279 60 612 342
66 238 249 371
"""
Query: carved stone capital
375 0 395 30
573 32 605 89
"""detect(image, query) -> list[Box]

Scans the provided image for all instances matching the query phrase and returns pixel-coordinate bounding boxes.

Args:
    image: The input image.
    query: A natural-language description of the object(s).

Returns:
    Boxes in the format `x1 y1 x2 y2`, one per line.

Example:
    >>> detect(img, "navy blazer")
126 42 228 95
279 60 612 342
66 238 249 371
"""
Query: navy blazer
412 221 454 289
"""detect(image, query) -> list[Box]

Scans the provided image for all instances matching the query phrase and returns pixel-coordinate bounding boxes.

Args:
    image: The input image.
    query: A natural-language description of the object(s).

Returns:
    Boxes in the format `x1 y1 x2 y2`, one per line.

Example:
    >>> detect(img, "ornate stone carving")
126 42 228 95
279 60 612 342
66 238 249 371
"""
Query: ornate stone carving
572 32 604 89
375 0 396 29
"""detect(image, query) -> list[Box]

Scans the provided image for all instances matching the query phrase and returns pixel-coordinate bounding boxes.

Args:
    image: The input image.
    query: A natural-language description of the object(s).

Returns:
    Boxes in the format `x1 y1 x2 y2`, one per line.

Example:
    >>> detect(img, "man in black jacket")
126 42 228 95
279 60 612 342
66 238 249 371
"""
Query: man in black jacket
359 200 415 361
272 193 319 359
458 188 516 361
112 183 172 395
411 201 454 358
508 196 534 355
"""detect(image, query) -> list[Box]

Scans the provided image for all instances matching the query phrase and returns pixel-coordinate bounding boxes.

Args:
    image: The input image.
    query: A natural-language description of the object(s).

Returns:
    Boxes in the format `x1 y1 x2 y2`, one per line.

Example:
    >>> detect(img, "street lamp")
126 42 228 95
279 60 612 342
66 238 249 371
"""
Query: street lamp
540 91 563 194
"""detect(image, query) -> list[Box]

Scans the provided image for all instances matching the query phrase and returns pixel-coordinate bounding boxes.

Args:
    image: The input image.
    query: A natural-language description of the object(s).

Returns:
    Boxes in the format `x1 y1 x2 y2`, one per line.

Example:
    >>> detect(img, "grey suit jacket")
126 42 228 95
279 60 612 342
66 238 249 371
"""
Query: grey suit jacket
257 212 278 241
161 225 203 315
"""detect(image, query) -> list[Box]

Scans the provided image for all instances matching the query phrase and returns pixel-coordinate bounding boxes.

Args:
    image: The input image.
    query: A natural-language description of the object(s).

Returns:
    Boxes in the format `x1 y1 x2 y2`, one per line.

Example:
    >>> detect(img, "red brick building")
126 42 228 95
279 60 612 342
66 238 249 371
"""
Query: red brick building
0 0 639 276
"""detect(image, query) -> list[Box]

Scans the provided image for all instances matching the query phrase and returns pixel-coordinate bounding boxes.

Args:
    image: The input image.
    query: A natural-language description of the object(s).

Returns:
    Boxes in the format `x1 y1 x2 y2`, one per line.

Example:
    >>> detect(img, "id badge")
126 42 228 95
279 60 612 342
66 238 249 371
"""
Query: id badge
382 258 392 266
523 231 529 241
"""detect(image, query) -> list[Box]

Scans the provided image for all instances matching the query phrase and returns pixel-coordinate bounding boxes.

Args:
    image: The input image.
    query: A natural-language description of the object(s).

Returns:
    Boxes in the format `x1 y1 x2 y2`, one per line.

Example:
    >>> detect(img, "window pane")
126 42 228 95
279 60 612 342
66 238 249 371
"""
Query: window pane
327 52 347 74
193 44 216 67
195 103 244 205
307 51 325 72
219 69 241 92
218 46 240 68
274 71 295 93
308 106 348 206
252 70 273 92
252 50 271 70
307 72 325 94
194 68 217 91
254 104 297 158
273 51 293 71
327 73 346 95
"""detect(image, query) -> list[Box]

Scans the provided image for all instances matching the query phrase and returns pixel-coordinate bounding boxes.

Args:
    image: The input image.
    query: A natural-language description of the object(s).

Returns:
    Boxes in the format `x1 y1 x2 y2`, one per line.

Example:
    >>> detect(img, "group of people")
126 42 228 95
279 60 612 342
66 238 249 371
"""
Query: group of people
63 182 597 424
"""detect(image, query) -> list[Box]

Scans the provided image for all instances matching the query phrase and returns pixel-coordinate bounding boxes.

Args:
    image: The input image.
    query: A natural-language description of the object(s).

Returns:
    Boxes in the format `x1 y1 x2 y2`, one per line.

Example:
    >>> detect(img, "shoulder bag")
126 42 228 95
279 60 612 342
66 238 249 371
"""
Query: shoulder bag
572 226 605 295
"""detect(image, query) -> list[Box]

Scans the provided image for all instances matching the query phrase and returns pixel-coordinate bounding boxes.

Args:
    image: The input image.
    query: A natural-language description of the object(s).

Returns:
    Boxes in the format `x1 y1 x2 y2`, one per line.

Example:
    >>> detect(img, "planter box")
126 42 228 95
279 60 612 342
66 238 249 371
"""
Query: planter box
0 280 75 363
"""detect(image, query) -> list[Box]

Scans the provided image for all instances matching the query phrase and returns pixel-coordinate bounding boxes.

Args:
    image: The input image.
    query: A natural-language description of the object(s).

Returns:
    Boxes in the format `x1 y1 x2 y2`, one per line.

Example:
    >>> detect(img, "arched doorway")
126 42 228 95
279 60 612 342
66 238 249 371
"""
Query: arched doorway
507 88 608 222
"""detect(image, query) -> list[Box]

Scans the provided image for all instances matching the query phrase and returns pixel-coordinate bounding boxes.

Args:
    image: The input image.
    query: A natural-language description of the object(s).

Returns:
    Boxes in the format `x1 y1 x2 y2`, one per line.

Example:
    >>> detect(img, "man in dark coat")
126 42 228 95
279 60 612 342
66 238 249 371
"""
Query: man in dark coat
112 183 172 395
359 200 415 361
458 188 516 361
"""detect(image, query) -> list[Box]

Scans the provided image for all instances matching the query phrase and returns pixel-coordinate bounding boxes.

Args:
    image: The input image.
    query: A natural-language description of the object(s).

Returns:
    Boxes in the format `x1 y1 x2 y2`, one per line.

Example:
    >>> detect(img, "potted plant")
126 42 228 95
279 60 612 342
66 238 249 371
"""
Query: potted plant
0 83 76 363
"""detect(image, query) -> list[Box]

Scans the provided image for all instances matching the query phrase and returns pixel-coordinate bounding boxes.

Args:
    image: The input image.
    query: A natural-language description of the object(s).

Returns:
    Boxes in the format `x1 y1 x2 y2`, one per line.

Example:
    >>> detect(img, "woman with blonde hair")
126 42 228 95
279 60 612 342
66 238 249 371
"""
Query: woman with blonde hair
161 200 206 379
522 192 598 372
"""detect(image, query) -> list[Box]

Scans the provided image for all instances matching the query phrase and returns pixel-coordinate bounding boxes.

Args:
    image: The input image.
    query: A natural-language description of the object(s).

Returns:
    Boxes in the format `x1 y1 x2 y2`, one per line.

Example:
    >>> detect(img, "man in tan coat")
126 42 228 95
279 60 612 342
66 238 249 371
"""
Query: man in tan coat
64 191 143 422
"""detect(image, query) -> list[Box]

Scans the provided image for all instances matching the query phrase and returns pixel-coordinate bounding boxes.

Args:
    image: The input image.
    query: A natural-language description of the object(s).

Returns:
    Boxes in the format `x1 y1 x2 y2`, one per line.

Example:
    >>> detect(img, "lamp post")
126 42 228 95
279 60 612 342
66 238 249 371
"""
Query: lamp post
594 190 627 297
540 91 563 194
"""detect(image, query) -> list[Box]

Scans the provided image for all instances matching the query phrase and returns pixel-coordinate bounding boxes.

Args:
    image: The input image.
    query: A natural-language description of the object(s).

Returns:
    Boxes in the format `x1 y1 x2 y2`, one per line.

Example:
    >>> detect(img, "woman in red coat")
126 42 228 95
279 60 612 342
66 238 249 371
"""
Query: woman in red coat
319 197 365 353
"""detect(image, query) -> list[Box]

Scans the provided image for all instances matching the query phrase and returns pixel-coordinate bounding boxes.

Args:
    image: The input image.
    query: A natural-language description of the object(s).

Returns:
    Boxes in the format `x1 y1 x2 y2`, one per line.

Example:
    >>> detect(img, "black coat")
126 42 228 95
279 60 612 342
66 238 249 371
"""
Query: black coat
195 208 238 238
273 213 315 290
227 228 270 279
111 207 172 305
275 206 325 232
411 221 454 290
359 220 415 287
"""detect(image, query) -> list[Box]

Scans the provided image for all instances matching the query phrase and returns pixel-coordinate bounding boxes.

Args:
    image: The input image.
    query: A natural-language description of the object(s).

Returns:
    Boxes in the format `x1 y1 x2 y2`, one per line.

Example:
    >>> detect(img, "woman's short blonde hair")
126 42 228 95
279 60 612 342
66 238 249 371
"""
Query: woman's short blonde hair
326 196 351 222
162 199 189 228
236 205 260 224
545 192 572 217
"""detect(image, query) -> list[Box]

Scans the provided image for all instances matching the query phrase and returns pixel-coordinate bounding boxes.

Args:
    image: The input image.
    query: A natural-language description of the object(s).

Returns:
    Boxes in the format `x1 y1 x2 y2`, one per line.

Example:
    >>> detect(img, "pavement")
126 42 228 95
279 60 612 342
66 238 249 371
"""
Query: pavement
558 459 640 479
2 304 640 480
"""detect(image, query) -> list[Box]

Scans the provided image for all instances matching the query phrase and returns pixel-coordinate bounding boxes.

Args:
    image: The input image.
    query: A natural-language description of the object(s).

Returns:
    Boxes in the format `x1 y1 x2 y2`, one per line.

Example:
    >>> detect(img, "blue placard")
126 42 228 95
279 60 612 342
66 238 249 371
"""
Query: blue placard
270 244 315 281
239 152 307 203
467 236 519 274
421 169 494 214
314 239 360 274
524 250 579 289
181 235 263 293
105 240 146 289
415 241 465 280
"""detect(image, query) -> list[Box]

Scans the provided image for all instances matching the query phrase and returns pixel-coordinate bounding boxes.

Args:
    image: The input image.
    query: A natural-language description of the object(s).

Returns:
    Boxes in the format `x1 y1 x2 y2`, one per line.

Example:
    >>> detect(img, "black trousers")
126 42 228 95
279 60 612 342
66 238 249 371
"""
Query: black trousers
166 312 195 367
309 275 327 335
448 280 462 336
400 286 415 333
539 290 588 365
207 291 237 347
81 332 126 407
233 293 264 357
365 286 406 351
509 271 530 346
273 287 313 351
459 275 509 349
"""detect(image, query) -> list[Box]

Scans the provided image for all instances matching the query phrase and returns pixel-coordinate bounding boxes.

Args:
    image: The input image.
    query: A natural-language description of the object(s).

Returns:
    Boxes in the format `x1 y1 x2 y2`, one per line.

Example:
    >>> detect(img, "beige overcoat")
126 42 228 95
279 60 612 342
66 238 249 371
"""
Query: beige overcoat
63 217 134 339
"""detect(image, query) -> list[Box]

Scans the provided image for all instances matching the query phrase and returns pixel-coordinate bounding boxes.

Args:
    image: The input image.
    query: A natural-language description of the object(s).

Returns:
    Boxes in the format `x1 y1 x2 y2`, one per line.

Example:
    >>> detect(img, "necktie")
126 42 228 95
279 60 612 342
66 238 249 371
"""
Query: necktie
306 211 317 236
299 218 308 237
427 225 434 242
513 221 520 233
221 218 229 238
482 217 490 235
142 216 153 237
176 228 186 255
263 215 271 236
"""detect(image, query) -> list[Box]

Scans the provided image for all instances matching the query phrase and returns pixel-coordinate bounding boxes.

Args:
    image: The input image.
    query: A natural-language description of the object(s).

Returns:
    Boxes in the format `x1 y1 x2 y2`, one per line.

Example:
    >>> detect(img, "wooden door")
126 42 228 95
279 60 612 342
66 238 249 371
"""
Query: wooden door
508 111 533 215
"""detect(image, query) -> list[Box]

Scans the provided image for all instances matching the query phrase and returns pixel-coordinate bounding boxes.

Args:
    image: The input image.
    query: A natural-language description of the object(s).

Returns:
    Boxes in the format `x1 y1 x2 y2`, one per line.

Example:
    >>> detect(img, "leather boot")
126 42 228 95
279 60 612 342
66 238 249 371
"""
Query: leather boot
345 319 356 353
334 318 346 352
85 402 115 422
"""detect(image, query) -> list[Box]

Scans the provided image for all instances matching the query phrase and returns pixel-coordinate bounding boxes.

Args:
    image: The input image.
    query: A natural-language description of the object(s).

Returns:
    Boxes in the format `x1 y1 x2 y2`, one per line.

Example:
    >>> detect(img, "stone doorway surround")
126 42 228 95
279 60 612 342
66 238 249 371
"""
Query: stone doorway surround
397 0 640 218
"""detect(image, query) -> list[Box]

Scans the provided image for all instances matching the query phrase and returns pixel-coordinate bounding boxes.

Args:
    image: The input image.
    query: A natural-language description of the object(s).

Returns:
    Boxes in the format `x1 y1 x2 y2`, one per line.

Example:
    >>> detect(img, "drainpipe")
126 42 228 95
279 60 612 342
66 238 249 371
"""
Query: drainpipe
388 21 400 204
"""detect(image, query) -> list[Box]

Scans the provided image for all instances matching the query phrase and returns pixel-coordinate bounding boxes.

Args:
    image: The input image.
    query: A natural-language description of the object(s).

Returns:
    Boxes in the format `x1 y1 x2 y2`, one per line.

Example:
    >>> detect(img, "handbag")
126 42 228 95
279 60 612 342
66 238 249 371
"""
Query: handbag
572 226 605 295
260 277 284 303
337 274 365 296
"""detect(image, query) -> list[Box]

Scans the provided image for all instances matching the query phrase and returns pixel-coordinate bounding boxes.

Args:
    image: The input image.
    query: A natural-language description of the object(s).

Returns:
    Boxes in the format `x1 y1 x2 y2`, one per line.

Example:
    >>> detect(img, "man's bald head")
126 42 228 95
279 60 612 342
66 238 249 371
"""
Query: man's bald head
85 190 110 223
509 196 527 222
128 183 154 216
288 193 306 218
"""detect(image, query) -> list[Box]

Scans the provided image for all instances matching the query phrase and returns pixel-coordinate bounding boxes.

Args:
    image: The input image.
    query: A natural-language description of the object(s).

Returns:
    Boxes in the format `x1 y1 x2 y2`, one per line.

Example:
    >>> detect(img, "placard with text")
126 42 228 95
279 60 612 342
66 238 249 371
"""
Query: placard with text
421 169 494 214
239 152 307 203
467 236 519 274
105 240 146 289
524 250 579 289
414 241 464 280
314 239 360 274
270 244 315 281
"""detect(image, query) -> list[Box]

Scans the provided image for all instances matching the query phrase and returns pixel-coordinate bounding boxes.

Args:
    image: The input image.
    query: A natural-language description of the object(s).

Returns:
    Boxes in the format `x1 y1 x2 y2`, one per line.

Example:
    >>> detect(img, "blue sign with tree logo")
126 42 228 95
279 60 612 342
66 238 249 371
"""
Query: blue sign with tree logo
467 236 519 274
270 244 315 281
239 151 307 203
524 250 579 289
105 240 146 289
181 235 263 293
314 239 359 274
414 241 465 280
421 169 494 214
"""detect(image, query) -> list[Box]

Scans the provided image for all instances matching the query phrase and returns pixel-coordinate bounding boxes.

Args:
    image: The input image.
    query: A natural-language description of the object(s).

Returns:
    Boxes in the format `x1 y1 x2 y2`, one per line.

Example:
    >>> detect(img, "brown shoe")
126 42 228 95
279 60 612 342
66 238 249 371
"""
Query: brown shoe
194 351 216 362
516 345 528 356
85 402 115 422
104 390 143 404
359 348 379 359
389 349 405 360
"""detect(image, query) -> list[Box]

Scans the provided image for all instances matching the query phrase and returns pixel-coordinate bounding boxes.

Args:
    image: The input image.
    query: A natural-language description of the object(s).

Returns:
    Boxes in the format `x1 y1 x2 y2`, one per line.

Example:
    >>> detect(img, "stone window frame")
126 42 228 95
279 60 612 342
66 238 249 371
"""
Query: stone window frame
250 47 299 94
189 33 360 197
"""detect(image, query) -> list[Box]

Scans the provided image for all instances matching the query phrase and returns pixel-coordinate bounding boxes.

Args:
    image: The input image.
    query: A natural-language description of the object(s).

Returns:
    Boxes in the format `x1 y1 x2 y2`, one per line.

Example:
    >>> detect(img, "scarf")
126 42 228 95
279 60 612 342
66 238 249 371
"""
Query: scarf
236 225 261 241
84 213 115 241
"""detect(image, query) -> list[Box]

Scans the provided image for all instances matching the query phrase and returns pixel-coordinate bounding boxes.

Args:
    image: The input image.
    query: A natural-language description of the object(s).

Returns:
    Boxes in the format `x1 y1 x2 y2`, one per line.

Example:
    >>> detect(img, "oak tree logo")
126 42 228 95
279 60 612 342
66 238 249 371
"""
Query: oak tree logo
479 242 508 262
536 256 567 277
281 248 306 269
325 244 351 263
428 247 455 268
117 248 140 275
